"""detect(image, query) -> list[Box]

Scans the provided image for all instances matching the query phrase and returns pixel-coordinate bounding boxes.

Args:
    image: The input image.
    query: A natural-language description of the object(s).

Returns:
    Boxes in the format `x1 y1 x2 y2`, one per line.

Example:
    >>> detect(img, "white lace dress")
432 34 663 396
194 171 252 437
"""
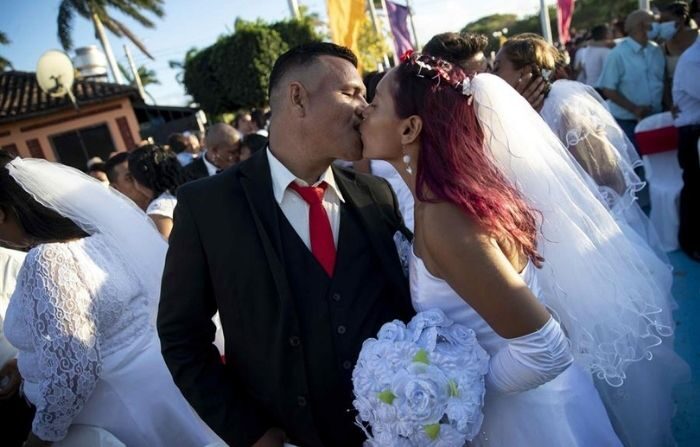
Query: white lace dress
4 234 222 446
409 250 622 447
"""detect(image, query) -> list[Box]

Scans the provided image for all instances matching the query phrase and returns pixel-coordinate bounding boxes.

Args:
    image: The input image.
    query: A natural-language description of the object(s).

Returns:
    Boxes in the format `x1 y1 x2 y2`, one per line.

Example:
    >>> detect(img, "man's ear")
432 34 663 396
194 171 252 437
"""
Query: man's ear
289 81 308 117
400 115 422 146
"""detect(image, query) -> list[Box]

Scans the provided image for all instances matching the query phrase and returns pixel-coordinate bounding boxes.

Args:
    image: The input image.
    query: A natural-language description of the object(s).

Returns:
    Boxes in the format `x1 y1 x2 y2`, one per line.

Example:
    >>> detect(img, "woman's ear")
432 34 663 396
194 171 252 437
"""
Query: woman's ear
400 115 423 146
289 81 308 117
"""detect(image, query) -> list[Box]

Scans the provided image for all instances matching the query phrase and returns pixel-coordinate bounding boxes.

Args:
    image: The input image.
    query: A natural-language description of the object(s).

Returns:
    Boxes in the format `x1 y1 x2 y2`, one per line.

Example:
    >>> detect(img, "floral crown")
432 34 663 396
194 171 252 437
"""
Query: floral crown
399 50 475 104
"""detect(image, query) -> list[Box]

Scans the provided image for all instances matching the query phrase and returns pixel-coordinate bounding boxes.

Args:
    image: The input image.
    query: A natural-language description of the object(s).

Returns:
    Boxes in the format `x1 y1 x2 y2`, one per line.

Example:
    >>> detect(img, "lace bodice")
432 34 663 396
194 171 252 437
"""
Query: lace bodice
4 234 153 441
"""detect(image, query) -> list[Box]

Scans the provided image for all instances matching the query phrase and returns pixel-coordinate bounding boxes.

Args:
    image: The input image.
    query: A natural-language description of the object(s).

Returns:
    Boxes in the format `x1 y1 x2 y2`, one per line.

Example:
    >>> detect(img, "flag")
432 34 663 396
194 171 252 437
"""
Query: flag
326 0 366 58
557 0 576 44
386 1 413 58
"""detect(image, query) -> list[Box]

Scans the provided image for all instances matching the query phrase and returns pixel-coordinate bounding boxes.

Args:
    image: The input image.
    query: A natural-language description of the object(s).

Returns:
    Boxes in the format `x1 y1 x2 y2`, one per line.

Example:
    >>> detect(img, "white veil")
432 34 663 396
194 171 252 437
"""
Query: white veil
470 74 674 388
540 80 670 263
6 157 167 302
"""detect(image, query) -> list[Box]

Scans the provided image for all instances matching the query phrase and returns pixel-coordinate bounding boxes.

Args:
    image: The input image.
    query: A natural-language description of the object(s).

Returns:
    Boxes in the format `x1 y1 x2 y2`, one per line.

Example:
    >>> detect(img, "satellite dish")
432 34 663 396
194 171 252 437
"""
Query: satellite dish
36 50 77 101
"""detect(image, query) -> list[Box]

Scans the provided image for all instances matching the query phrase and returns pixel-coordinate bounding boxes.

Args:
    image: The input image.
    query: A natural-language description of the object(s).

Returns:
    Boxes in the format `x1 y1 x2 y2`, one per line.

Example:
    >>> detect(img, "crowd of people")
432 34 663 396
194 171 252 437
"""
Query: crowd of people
0 2 697 447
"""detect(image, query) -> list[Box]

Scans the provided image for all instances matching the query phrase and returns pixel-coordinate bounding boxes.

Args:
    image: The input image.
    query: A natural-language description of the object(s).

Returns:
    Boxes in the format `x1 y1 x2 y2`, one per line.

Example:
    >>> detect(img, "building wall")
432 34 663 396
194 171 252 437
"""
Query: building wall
0 97 141 160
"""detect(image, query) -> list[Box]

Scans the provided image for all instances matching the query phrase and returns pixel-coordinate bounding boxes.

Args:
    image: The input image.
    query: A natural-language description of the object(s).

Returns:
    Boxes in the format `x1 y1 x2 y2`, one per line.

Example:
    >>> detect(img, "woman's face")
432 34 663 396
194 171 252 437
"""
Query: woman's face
132 178 155 201
0 207 32 250
360 69 406 161
491 49 522 88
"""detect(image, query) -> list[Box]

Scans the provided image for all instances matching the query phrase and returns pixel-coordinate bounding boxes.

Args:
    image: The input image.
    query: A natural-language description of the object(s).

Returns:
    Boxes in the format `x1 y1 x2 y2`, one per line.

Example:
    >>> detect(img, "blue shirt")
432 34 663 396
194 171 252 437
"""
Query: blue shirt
673 37 700 126
596 37 666 120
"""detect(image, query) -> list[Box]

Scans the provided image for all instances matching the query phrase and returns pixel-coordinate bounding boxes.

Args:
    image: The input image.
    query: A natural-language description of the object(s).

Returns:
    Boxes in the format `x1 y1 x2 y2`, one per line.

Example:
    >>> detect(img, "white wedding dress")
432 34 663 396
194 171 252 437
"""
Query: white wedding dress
409 249 622 447
4 234 223 446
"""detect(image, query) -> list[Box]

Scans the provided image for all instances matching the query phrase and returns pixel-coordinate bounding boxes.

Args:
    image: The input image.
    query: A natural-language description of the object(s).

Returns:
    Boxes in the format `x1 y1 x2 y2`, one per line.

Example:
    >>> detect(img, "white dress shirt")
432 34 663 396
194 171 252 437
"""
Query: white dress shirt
267 148 344 249
0 247 25 367
673 37 700 127
201 151 220 177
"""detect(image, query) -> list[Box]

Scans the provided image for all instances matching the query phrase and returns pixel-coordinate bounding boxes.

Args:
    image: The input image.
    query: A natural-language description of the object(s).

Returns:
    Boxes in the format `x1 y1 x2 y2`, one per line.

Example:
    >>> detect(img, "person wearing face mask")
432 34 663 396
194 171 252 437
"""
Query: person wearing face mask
597 10 666 148
658 2 699 80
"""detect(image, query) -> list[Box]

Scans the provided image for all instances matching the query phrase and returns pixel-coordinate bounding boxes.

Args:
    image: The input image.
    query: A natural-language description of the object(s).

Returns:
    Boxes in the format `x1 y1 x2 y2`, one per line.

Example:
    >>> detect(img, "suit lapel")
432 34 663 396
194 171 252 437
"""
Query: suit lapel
239 152 292 303
332 166 410 297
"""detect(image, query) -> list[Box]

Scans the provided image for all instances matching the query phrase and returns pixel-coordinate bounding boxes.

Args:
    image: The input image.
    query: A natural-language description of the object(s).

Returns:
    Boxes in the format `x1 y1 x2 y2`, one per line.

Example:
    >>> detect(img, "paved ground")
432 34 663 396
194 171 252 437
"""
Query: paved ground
670 251 699 446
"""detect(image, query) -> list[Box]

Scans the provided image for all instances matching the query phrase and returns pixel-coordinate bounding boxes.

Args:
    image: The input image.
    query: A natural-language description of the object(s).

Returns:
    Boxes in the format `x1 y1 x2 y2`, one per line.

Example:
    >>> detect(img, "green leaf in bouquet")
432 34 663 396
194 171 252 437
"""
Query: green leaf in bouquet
448 379 460 397
377 390 396 405
424 423 440 440
413 349 430 365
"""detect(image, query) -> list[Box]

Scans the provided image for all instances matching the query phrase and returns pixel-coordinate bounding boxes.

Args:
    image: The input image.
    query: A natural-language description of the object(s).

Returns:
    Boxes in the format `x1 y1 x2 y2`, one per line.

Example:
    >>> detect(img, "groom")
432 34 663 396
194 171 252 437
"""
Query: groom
158 42 414 447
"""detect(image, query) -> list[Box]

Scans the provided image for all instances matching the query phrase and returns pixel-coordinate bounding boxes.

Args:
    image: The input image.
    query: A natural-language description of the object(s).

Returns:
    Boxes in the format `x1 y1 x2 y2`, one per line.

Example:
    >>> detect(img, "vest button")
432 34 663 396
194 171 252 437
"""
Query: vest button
297 395 307 407
342 360 353 370
331 293 341 302
289 336 301 347
337 325 346 335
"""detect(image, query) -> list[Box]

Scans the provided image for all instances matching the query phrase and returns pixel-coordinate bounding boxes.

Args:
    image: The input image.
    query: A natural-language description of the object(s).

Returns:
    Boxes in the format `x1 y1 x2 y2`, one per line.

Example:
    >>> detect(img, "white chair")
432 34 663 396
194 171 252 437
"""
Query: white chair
635 112 683 252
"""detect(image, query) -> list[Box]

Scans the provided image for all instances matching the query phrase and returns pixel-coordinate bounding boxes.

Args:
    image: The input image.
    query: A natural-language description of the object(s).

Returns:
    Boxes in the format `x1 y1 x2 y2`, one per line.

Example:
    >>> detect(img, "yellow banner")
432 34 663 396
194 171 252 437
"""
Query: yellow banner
326 0 366 62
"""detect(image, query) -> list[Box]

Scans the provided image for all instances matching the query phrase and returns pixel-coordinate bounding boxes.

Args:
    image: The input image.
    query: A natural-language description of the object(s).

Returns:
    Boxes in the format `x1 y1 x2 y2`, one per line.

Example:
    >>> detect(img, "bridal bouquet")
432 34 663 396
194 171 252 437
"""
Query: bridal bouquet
352 309 490 446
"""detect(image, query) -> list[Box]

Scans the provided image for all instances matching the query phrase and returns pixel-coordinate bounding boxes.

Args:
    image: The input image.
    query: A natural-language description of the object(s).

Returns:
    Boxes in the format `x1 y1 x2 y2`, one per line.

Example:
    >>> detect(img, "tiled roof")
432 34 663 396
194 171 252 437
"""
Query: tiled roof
0 71 140 124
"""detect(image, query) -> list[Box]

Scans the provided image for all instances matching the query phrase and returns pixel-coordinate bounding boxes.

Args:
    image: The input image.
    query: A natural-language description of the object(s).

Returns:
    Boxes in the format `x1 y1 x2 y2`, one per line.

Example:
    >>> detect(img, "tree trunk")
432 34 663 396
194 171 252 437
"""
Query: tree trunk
91 12 125 84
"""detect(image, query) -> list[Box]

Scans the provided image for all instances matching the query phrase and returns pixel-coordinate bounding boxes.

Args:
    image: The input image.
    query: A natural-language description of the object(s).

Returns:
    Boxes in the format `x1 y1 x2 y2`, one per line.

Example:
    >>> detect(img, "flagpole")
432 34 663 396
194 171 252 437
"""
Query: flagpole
539 0 553 44
288 0 300 19
639 0 650 10
367 0 392 70
404 0 420 49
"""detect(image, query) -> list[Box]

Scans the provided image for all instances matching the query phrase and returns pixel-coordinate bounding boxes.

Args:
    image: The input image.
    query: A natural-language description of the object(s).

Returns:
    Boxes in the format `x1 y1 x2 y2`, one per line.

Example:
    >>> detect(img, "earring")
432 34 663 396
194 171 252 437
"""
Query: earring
402 153 413 175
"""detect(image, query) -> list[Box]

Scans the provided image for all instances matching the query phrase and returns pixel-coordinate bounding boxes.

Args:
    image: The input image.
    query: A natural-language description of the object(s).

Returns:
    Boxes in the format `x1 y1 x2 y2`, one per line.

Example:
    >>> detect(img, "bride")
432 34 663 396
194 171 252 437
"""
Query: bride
359 52 680 446
0 151 222 446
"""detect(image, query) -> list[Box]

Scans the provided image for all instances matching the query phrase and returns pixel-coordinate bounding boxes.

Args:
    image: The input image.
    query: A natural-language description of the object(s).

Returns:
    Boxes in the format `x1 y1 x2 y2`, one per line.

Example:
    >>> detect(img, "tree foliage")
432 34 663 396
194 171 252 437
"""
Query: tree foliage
57 0 164 59
182 13 321 114
0 30 11 71
356 16 391 71
461 0 639 53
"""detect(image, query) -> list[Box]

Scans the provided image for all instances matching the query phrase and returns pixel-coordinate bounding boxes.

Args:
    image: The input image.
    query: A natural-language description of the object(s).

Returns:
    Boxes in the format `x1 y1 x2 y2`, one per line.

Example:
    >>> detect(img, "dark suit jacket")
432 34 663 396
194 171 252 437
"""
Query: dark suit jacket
183 156 209 181
158 150 412 446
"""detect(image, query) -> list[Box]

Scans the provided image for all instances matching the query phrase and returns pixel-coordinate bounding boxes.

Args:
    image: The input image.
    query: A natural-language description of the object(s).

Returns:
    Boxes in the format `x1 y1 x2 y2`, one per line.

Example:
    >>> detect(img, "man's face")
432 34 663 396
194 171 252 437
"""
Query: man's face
111 161 150 209
303 56 368 162
210 140 241 170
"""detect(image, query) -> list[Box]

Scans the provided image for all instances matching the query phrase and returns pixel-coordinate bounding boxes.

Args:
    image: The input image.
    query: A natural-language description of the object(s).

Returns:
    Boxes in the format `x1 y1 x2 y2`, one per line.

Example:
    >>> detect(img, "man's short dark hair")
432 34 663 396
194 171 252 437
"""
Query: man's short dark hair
268 42 358 98
168 133 190 154
591 24 609 41
104 152 129 183
423 32 489 66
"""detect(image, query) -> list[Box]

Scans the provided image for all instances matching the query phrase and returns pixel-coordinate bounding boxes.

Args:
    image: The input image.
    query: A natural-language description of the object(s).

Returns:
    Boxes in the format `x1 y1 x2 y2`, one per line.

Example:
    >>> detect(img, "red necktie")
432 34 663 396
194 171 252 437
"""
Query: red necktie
289 182 336 276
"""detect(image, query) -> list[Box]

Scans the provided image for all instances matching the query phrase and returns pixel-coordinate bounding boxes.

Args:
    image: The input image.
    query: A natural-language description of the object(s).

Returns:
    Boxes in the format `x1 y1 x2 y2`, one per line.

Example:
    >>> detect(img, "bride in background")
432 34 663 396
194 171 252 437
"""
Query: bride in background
0 151 222 447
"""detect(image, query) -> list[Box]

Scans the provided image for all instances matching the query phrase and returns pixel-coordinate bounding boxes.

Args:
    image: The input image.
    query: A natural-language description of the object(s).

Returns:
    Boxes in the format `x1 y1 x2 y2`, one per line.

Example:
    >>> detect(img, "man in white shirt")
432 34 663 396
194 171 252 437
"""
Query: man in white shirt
672 35 700 260
580 24 614 87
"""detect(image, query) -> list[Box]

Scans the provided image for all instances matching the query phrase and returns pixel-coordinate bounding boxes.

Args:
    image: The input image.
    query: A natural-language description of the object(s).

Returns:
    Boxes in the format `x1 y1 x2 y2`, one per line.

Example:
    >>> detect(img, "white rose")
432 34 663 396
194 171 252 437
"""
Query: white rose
392 364 450 426
378 320 408 342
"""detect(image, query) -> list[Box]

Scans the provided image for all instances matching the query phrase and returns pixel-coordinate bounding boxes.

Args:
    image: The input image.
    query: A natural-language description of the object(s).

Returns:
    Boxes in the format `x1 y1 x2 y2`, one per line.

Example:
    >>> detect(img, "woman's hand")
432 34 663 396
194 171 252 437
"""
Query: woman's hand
23 432 52 447
0 358 21 399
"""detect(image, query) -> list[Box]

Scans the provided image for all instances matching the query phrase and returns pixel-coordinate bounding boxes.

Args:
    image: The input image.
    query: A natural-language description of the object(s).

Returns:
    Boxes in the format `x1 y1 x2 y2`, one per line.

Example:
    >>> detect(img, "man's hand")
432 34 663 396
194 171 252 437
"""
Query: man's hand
515 72 547 112
633 105 652 120
252 428 285 447
0 358 21 399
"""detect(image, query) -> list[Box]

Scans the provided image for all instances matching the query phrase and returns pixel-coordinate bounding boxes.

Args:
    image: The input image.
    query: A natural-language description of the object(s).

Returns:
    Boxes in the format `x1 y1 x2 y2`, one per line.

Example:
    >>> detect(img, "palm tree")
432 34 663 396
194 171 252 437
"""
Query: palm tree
57 0 164 84
118 62 159 103
0 30 12 71
168 47 199 84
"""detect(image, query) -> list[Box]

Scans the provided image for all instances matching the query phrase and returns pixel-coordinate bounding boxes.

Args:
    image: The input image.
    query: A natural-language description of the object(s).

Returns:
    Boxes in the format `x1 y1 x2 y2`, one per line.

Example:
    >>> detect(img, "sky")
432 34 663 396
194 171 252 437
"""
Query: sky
0 0 551 106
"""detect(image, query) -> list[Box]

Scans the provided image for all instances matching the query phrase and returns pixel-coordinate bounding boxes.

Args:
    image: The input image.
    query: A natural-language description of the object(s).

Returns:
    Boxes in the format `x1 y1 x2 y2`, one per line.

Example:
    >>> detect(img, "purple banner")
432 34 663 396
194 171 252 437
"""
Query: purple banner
386 1 413 58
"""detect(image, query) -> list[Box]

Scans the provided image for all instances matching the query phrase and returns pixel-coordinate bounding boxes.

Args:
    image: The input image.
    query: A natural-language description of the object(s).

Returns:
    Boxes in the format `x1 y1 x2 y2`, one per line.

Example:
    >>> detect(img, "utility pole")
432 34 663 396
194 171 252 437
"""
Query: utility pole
124 44 146 102
288 0 301 19
539 0 553 44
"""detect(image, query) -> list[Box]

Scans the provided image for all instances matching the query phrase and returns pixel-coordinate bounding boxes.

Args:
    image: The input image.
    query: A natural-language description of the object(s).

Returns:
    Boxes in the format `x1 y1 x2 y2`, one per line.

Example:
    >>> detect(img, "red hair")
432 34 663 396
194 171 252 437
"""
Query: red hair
393 54 543 266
